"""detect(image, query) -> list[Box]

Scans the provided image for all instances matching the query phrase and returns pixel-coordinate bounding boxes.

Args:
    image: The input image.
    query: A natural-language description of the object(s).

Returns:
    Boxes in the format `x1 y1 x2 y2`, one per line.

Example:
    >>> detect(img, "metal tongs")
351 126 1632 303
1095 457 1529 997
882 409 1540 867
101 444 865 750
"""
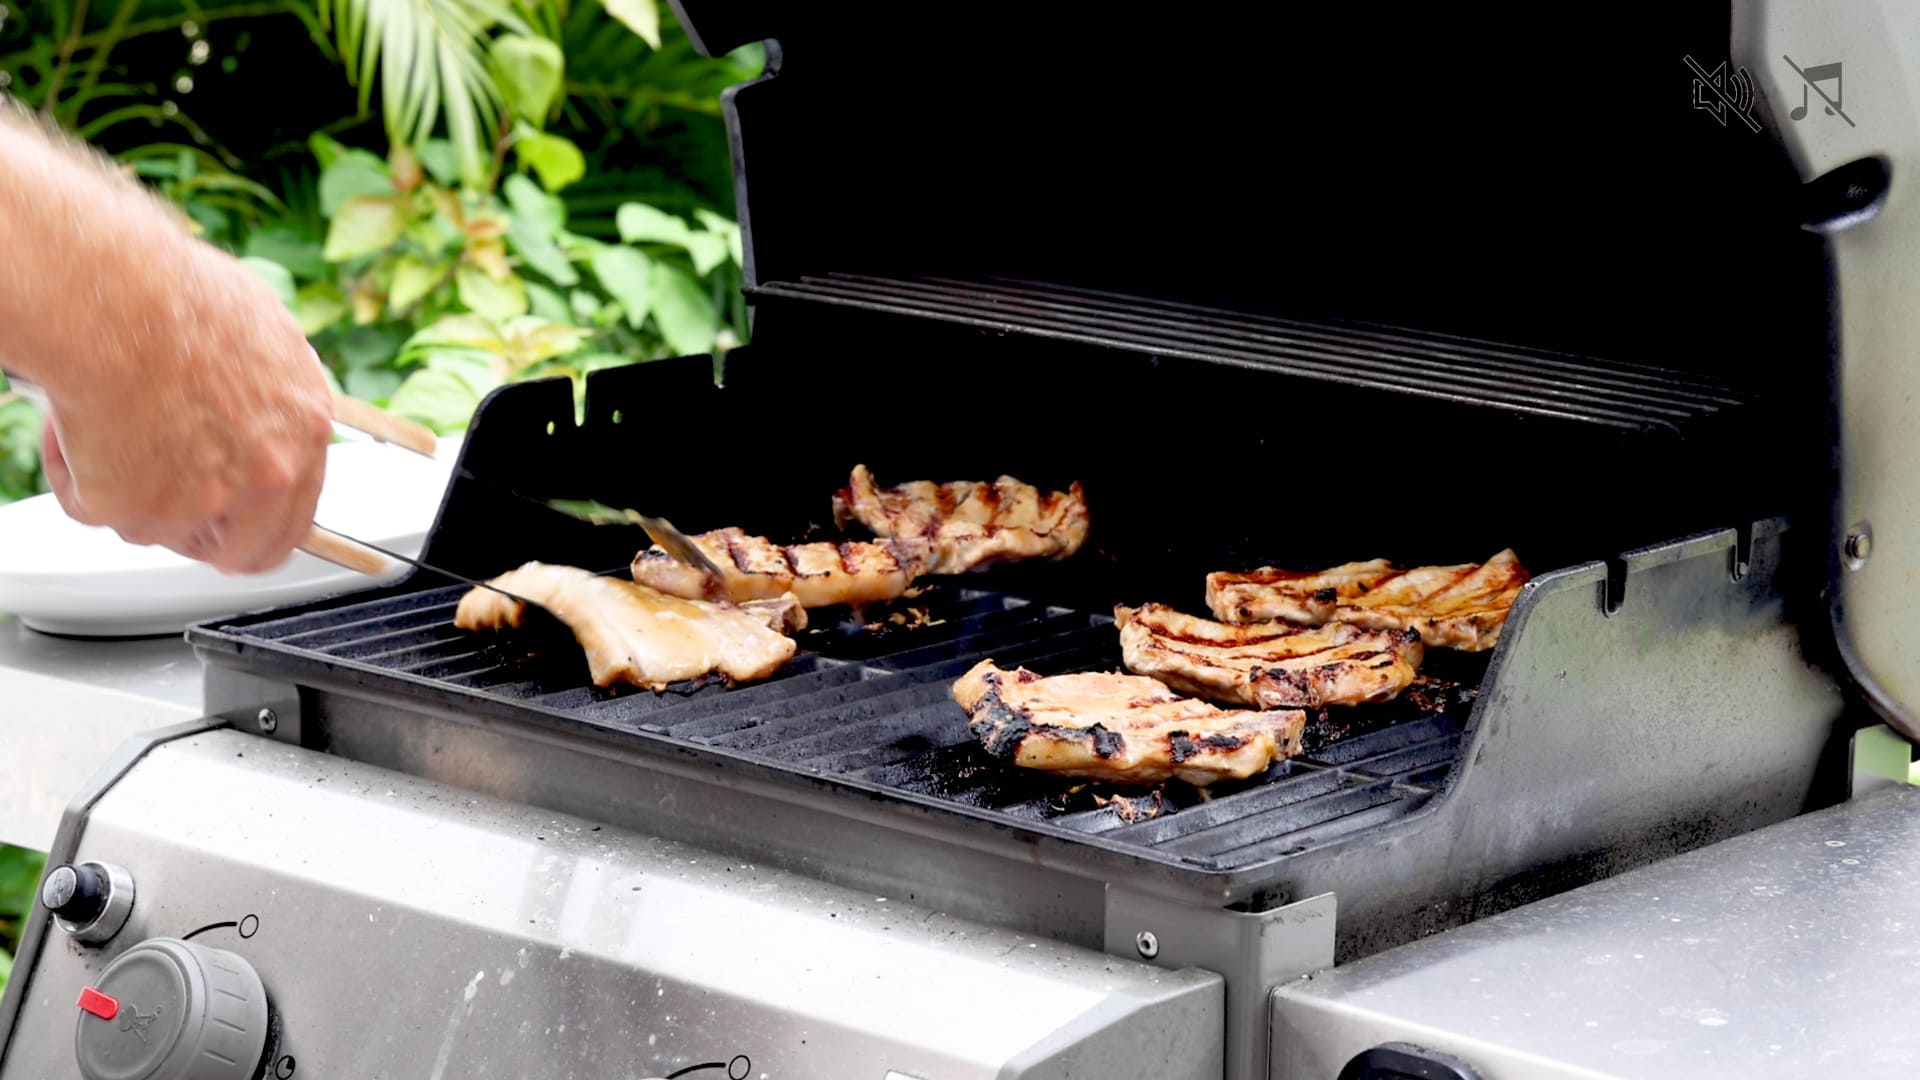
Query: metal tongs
544 499 728 585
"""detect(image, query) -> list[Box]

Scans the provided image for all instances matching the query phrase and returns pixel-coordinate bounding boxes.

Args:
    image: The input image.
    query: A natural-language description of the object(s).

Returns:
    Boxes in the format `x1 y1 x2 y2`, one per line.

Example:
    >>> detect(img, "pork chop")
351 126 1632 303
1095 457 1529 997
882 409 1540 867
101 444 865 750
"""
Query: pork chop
834 464 1090 574
1207 549 1531 651
1116 602 1423 708
631 526 932 608
951 659 1305 786
454 562 804 690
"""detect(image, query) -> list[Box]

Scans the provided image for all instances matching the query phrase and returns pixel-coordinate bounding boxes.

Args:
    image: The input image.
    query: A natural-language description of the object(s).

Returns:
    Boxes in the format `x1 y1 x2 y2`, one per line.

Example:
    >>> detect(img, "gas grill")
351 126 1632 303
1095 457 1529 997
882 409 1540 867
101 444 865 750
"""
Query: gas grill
2 3 1907 1079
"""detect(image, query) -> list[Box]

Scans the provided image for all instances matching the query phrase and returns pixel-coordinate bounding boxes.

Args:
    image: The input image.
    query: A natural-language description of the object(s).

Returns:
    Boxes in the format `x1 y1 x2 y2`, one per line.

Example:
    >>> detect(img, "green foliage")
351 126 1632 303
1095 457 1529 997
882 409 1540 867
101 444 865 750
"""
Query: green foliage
0 0 761 507
0 386 47 505
318 0 531 187
0 845 48 997
286 130 747 434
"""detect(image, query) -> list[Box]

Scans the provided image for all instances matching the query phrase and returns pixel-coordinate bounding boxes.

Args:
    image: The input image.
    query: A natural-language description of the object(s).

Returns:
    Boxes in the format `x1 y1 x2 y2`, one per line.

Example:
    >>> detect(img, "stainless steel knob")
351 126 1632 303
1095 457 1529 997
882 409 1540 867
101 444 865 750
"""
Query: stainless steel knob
74 937 270 1080
43 861 134 945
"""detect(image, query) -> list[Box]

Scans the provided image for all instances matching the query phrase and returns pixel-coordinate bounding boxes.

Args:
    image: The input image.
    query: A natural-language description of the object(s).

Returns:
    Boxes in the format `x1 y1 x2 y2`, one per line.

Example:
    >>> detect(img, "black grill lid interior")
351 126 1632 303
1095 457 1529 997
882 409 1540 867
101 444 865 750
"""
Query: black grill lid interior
672 2 1824 385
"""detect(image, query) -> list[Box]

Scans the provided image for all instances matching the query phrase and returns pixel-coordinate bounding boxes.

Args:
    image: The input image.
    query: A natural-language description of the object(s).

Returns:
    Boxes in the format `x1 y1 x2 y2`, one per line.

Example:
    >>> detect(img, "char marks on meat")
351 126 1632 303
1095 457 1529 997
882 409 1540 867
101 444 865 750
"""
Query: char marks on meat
951 660 1305 786
1204 558 1396 626
834 464 1090 574
1115 602 1423 709
1207 549 1531 652
631 525 931 608
454 562 804 690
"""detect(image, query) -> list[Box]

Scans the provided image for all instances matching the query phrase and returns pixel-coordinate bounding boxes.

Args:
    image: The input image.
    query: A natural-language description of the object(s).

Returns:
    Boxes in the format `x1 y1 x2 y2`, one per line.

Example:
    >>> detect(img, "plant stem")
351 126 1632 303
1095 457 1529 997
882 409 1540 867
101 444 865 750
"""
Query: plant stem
37 0 91 117
484 108 516 193
10 2 298 58
66 0 141 122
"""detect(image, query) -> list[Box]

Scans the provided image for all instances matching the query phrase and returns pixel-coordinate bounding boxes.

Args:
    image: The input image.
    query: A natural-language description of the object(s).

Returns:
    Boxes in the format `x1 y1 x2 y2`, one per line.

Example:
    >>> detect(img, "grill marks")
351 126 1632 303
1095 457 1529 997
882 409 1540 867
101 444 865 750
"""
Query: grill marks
1115 603 1423 709
951 660 1306 785
1206 549 1531 652
1205 559 1397 625
631 526 928 609
833 464 1091 575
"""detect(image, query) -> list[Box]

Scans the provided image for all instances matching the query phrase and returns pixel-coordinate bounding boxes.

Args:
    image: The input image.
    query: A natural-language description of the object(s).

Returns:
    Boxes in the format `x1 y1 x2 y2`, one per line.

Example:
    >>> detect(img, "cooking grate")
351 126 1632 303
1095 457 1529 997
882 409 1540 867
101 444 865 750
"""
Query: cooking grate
193 573 1486 890
746 274 1756 432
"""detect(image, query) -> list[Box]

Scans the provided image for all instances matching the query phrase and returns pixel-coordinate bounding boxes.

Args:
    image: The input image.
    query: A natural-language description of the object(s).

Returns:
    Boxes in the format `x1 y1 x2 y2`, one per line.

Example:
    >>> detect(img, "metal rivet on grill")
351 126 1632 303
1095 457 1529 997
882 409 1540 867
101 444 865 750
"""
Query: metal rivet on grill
256 708 278 734
1845 524 1873 571
1135 930 1159 959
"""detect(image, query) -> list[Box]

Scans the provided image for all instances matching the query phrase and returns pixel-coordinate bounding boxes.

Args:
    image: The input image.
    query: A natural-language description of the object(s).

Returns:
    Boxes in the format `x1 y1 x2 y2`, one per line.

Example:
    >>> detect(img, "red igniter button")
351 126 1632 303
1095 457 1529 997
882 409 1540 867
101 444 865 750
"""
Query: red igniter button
76 986 118 1021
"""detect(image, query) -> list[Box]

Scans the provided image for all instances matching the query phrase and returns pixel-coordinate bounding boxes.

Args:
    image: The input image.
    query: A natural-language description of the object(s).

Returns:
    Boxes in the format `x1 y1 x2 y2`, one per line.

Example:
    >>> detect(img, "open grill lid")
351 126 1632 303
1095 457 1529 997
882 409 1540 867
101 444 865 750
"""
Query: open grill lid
669 3 1825 427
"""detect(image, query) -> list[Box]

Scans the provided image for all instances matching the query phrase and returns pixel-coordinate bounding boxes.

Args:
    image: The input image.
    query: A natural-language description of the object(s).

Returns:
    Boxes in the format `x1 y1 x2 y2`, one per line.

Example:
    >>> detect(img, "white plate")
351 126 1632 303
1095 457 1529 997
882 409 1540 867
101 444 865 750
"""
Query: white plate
0 435 462 638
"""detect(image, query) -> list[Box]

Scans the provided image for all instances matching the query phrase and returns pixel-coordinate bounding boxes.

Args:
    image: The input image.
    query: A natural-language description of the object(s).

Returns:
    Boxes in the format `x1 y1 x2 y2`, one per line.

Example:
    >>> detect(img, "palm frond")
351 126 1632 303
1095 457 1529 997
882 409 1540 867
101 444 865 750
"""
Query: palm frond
316 0 532 185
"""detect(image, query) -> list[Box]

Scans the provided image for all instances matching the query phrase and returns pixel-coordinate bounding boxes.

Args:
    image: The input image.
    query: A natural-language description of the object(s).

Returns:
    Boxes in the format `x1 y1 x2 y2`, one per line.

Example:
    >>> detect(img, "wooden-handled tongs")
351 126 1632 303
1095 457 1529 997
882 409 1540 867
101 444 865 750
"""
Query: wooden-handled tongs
3 372 426 574
299 392 441 575
4 371 717 590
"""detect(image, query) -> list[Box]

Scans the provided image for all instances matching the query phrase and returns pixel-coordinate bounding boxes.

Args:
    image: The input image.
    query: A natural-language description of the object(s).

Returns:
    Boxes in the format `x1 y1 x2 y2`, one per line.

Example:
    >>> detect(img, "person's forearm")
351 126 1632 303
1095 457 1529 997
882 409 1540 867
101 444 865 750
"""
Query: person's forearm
0 104 195 395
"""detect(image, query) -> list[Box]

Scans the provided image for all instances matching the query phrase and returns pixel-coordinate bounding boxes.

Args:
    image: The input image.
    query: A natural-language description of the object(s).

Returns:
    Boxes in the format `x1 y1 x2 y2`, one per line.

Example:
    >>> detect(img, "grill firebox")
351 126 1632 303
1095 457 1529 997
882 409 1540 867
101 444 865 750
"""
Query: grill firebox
193 569 1486 899
186 282 1847 980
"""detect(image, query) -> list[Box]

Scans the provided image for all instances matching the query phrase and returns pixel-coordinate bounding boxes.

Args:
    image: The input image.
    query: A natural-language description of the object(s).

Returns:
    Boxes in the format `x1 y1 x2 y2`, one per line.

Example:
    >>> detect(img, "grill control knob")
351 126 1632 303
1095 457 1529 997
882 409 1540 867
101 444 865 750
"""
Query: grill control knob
43 861 134 945
73 938 270 1080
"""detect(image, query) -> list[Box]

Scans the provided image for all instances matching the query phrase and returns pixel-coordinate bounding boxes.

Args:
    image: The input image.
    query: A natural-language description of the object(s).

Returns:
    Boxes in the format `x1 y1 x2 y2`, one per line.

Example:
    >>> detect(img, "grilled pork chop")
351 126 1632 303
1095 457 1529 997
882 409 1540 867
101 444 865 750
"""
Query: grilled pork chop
1115 602 1422 709
833 464 1091 574
952 660 1306 785
1206 549 1531 652
631 526 932 608
1205 558 1397 626
454 563 805 690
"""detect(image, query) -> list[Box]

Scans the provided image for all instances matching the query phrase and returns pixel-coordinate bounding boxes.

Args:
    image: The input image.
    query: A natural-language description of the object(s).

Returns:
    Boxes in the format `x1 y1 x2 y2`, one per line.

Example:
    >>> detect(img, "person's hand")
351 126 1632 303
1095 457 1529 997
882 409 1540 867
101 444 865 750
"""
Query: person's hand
35 239 335 574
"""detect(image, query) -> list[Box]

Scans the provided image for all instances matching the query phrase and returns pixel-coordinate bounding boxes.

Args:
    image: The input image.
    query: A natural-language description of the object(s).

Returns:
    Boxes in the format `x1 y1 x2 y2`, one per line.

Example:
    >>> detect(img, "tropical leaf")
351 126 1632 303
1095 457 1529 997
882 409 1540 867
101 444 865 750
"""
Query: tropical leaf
515 131 585 192
323 196 410 261
600 0 659 49
318 0 536 187
489 33 565 122
590 245 654 329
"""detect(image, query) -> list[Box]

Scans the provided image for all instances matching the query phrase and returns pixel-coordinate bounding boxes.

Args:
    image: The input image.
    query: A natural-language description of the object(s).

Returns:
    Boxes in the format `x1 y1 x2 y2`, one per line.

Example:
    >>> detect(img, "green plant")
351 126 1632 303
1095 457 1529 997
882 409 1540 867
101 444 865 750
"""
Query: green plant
0 0 761 508
0 844 48 995
315 0 709 194
264 128 747 433
0 376 47 505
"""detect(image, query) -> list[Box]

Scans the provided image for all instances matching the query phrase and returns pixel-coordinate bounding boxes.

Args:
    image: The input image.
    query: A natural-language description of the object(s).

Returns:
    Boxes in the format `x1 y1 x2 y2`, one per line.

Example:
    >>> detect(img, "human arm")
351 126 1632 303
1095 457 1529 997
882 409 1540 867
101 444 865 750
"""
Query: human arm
0 103 333 574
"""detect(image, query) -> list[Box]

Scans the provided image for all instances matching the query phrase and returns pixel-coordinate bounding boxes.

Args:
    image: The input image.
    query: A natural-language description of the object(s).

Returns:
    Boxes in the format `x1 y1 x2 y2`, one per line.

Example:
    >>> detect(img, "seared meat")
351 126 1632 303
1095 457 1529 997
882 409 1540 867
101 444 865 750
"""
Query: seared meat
952 659 1305 785
454 563 804 690
1207 549 1531 652
1115 602 1422 708
1205 558 1396 625
833 464 1091 574
632 526 931 608
1328 549 1531 651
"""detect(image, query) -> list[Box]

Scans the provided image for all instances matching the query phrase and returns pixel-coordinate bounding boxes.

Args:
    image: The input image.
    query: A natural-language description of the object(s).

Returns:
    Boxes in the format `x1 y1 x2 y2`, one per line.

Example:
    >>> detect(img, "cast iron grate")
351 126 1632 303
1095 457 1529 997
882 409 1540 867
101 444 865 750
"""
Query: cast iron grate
193 576 1485 881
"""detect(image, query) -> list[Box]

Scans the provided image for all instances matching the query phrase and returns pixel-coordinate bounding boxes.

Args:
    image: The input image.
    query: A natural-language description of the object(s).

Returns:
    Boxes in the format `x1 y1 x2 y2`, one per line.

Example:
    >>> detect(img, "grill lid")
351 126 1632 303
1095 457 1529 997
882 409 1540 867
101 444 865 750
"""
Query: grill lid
671 1 1821 427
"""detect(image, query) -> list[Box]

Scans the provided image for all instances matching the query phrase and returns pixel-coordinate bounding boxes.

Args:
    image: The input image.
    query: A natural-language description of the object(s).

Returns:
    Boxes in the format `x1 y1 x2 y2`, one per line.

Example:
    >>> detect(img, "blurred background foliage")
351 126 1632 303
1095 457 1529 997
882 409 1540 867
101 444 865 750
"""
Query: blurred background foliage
0 844 43 993
0 0 764 504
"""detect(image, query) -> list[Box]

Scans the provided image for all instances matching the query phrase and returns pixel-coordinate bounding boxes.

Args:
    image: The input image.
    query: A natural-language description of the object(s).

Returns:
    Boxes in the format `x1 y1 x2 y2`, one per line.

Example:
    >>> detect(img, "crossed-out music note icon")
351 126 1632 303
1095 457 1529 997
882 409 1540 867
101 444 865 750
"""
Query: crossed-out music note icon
1784 55 1856 128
